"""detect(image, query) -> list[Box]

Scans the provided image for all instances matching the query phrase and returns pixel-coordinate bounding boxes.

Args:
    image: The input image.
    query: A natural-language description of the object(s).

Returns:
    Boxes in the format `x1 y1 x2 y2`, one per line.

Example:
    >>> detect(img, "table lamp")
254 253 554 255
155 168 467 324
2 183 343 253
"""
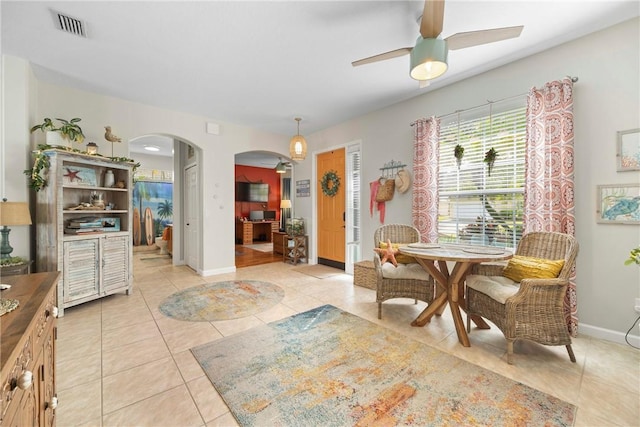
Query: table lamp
0 199 32 260
280 199 291 232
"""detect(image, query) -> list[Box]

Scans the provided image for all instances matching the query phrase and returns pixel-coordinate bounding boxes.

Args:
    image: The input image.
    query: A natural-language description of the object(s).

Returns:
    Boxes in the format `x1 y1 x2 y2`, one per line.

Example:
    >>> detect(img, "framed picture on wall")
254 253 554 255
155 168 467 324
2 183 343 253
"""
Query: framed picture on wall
296 179 310 198
616 128 640 171
597 184 640 224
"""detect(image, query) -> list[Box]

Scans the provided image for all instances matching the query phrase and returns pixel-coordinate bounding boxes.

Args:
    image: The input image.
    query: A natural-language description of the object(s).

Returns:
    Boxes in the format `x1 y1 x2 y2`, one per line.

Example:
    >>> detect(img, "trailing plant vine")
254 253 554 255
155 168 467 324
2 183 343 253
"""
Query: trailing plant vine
24 144 140 192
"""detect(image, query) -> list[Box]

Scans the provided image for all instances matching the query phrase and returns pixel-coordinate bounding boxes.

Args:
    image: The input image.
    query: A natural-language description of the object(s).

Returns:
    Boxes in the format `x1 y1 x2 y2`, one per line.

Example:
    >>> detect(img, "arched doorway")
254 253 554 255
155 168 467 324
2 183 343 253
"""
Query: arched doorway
129 134 202 272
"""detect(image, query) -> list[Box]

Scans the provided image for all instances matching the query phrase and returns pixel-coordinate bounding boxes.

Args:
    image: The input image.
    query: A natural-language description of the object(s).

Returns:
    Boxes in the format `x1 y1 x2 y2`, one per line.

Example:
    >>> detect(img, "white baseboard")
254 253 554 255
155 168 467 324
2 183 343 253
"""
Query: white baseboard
201 266 236 276
580 322 640 348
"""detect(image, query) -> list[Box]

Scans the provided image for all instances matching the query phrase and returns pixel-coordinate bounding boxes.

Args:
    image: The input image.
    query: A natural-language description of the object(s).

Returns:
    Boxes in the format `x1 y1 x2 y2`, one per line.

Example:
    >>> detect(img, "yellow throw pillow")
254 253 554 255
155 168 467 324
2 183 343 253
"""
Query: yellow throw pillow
379 241 416 264
503 255 565 282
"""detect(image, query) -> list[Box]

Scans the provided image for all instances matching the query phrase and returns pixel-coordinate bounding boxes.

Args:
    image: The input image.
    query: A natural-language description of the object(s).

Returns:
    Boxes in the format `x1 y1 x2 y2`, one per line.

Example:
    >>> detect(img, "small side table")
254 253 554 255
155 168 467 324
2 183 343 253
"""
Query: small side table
0 261 31 277
284 235 308 265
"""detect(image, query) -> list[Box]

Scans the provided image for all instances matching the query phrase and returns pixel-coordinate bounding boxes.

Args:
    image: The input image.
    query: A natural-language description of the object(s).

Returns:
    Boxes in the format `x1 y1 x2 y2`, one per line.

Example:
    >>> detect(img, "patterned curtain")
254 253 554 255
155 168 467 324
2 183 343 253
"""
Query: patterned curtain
524 77 577 336
411 117 440 243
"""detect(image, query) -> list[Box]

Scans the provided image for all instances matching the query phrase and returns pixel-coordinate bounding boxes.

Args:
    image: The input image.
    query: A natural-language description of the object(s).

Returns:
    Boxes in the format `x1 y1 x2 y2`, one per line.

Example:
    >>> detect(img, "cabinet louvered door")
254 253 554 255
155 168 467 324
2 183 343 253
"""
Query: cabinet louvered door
102 235 129 293
63 239 100 303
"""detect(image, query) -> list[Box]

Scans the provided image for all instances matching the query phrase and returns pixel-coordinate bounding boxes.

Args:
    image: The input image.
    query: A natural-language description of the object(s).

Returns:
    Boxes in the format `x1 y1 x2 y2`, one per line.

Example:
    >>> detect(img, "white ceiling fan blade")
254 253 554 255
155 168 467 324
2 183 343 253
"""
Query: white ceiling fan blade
420 0 445 39
352 47 412 67
445 25 523 50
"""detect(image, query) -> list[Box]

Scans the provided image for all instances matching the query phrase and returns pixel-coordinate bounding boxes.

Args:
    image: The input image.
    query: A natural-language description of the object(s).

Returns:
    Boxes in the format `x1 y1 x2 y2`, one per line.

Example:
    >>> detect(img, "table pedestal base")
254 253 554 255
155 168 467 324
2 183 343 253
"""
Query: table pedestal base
411 258 490 347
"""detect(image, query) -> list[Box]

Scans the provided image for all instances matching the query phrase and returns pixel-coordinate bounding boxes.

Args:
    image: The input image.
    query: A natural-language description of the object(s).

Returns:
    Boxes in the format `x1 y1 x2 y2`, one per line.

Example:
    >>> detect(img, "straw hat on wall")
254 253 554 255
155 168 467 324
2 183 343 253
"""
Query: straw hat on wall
395 169 411 193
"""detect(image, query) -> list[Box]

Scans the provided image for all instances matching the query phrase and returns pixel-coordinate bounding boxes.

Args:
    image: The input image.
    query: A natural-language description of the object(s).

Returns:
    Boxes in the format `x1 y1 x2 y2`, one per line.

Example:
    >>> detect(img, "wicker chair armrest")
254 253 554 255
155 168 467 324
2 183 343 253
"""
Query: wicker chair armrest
507 277 568 306
470 261 508 277
373 253 384 280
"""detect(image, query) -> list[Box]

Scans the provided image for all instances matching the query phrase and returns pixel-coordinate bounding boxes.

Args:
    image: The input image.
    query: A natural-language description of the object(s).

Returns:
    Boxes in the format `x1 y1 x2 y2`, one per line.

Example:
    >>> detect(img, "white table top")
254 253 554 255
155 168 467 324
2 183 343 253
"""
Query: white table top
399 243 513 263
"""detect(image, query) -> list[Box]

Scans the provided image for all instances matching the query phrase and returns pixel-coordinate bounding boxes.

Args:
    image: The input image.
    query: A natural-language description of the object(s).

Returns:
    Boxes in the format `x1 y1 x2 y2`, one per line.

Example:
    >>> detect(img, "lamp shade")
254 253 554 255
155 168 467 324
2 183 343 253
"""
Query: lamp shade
289 117 307 161
280 199 291 209
410 37 448 81
0 201 32 226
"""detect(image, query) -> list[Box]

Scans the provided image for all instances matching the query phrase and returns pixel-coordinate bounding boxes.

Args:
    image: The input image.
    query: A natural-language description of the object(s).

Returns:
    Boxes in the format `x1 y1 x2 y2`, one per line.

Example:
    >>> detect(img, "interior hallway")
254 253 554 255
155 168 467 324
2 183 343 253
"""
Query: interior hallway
54 250 639 426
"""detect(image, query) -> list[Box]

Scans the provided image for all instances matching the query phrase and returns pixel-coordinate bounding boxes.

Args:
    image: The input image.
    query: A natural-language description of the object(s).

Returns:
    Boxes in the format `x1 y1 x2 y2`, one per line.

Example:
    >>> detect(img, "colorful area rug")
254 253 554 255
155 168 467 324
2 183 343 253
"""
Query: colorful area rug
192 305 576 426
159 280 284 321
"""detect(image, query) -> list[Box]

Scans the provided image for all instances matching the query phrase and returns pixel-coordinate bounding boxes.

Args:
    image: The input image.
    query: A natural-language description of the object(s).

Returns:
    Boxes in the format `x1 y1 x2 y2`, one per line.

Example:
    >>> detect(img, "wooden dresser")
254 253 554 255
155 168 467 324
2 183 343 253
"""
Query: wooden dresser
1 272 59 427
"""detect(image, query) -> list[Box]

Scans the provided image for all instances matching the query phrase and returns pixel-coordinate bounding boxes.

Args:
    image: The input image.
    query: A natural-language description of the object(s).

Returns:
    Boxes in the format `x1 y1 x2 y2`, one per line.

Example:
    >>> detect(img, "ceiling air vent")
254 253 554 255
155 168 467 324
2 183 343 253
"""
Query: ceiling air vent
51 10 87 38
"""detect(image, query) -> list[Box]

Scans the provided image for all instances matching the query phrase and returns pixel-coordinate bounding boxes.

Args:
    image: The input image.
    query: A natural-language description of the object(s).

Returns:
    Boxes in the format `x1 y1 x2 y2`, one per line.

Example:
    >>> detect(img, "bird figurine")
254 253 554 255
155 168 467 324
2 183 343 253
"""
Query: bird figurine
104 126 122 143
104 126 122 157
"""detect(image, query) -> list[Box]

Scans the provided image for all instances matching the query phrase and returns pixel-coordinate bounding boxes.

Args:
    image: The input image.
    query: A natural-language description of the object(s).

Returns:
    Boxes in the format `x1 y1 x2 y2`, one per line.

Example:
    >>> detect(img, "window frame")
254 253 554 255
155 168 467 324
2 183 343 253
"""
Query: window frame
437 101 526 249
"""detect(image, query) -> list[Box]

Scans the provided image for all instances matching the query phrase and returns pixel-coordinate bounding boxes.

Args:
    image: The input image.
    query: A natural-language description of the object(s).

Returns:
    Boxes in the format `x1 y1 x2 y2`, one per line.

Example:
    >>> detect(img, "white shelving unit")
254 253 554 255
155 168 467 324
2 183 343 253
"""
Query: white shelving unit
35 149 135 316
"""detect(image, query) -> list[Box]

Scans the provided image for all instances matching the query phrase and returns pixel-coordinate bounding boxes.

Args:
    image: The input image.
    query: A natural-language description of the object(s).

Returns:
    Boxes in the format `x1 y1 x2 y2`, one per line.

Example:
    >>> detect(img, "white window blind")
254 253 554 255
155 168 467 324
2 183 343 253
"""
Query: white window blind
438 100 526 249
346 143 362 274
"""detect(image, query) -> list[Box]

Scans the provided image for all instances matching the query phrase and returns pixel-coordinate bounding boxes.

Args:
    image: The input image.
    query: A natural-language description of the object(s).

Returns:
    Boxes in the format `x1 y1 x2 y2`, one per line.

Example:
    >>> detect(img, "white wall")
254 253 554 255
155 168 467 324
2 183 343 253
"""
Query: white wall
296 18 640 341
1 56 36 260
133 152 174 173
2 17 638 342
1 58 292 275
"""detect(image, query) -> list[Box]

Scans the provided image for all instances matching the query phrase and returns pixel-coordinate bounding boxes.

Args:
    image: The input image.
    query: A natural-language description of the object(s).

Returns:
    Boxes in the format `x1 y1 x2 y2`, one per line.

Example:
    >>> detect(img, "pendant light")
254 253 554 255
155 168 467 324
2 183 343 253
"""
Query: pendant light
289 117 307 161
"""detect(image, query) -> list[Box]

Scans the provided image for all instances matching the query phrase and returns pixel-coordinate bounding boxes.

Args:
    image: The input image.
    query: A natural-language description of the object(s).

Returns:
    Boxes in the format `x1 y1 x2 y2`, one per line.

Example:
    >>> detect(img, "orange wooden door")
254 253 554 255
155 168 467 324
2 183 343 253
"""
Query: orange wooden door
317 148 346 268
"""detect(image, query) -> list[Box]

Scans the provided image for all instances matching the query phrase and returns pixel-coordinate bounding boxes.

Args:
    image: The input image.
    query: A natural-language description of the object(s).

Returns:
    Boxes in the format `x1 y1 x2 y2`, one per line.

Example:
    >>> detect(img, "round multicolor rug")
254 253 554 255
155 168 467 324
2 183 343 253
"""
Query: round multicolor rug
159 280 284 322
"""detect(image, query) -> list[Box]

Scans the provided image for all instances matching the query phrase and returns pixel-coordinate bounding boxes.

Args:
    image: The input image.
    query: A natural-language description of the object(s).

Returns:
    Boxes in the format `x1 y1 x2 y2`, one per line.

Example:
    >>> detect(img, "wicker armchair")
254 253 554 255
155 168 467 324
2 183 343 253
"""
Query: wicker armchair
373 224 435 319
466 232 579 364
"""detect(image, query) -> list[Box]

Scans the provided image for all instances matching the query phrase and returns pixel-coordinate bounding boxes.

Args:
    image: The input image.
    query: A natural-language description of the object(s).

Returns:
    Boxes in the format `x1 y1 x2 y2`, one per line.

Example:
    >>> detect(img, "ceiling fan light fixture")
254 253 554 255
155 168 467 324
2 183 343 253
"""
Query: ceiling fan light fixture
289 117 307 161
410 37 448 81
275 161 286 174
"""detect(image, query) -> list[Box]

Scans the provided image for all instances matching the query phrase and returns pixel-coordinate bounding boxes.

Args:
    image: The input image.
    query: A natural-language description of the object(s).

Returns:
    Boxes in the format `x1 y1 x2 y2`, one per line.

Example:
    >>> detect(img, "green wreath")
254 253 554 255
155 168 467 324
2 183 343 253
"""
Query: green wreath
320 170 340 197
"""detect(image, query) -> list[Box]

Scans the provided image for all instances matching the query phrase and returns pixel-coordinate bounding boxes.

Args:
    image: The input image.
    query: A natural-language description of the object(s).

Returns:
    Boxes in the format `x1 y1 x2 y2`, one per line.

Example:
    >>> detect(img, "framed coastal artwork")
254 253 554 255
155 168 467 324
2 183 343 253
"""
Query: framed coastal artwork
616 128 640 171
597 184 640 224
62 165 97 186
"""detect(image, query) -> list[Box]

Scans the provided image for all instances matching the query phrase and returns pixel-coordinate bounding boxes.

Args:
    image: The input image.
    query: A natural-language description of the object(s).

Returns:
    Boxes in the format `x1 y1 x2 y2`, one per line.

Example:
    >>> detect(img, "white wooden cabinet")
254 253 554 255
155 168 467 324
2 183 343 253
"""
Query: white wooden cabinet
35 149 134 316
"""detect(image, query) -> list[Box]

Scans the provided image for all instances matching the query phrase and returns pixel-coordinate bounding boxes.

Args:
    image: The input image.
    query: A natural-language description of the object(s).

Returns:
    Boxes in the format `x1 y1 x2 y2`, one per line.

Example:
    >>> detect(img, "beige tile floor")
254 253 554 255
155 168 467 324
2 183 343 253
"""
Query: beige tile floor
55 251 640 426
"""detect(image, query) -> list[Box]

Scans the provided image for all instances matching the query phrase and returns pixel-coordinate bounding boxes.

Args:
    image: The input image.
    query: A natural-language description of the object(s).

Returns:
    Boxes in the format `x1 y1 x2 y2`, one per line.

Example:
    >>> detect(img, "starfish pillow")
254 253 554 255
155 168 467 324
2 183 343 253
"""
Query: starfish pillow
374 239 399 267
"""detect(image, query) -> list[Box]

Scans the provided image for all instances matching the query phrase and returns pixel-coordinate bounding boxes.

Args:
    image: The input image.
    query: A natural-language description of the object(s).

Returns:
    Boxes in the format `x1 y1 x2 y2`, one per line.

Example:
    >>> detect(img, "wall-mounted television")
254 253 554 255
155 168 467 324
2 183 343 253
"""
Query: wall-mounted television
236 182 269 202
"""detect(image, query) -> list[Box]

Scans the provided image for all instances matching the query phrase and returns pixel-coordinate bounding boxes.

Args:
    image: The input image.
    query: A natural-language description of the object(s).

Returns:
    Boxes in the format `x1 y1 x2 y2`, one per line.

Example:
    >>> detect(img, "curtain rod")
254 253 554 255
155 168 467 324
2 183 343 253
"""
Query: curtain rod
410 76 579 126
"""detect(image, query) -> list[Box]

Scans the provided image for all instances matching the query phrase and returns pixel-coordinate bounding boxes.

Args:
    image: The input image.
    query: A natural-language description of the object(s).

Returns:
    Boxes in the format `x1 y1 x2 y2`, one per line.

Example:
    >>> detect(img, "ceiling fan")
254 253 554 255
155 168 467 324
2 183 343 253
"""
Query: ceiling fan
274 157 291 174
352 0 523 83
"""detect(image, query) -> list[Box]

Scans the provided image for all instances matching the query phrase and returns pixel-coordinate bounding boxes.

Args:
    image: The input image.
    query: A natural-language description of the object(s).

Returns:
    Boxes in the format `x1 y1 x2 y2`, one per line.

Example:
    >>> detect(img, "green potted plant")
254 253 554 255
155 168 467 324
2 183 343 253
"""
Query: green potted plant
30 117 85 146
454 144 464 169
625 246 640 265
484 148 498 176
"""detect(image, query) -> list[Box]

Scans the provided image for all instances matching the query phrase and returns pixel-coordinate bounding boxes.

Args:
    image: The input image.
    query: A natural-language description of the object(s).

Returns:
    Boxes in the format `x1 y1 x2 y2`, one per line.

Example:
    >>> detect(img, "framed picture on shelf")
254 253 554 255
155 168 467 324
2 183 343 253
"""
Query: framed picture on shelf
597 184 640 224
616 128 640 171
101 217 121 232
62 165 97 186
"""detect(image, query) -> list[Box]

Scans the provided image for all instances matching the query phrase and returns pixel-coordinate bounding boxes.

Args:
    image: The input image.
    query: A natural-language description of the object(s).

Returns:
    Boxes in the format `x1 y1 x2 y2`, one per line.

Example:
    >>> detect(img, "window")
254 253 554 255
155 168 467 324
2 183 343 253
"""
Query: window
345 142 362 274
438 100 526 249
